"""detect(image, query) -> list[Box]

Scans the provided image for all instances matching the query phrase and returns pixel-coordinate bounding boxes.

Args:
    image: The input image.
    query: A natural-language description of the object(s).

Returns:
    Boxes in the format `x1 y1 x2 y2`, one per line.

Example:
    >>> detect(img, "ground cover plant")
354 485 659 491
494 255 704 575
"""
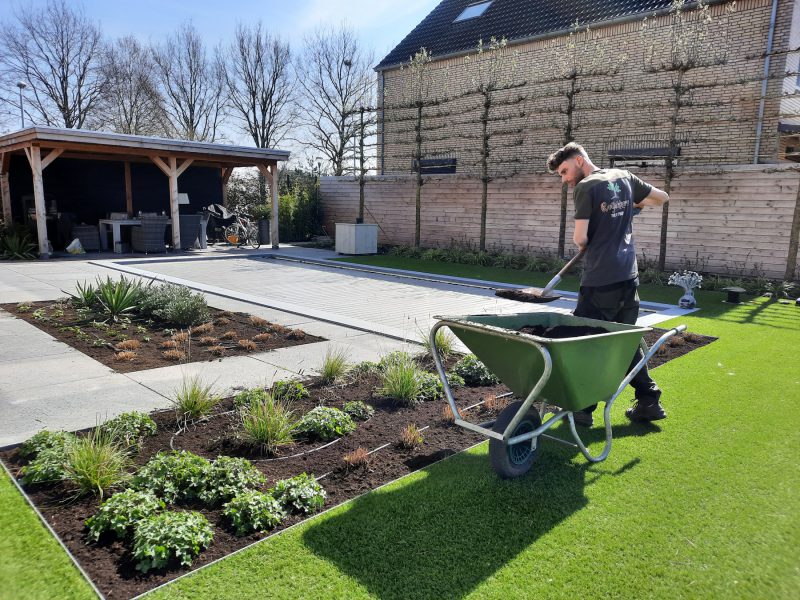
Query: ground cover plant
2 279 323 372
0 332 711 599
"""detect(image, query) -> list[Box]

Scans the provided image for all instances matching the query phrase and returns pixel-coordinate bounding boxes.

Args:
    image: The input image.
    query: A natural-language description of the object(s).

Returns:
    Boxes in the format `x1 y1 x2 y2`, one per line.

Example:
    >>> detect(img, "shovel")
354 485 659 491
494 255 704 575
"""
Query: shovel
495 249 585 303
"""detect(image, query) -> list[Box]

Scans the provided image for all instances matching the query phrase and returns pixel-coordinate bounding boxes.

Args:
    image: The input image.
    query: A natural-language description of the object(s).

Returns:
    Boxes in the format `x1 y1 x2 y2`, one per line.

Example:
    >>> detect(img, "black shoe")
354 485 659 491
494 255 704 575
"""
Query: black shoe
571 410 593 427
625 400 667 422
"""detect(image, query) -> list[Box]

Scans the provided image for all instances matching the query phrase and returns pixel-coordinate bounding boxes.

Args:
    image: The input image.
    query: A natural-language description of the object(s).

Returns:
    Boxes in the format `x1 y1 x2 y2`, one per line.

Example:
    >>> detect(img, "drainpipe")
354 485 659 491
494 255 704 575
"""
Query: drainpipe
380 70 386 175
753 0 780 164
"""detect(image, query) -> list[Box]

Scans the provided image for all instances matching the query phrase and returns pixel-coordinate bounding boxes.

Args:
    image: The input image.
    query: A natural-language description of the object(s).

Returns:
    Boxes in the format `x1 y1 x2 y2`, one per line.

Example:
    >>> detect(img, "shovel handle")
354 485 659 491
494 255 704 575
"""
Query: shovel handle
541 249 585 295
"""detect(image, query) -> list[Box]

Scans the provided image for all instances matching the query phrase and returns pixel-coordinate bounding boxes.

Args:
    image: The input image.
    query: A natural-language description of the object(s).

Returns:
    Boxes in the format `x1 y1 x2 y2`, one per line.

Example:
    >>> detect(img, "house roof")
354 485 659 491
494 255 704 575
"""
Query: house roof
377 0 694 71
0 126 289 166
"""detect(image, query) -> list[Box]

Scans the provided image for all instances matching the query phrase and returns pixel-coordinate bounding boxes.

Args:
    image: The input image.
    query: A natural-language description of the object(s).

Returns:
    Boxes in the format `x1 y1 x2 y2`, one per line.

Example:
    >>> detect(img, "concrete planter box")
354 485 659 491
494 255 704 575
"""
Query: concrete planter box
335 223 378 255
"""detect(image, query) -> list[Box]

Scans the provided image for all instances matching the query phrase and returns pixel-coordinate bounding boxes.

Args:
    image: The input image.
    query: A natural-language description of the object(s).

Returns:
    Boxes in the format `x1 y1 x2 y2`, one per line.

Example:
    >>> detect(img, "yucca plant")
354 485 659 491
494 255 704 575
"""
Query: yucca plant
171 375 220 425
319 346 350 384
0 231 37 260
64 428 131 498
239 393 296 455
95 276 143 322
66 280 98 308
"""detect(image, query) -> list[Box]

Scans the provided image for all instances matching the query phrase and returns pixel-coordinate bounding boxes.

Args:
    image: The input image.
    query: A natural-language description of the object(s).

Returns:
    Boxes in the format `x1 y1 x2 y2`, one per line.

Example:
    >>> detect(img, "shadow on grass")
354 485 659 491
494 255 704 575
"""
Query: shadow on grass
303 422 654 599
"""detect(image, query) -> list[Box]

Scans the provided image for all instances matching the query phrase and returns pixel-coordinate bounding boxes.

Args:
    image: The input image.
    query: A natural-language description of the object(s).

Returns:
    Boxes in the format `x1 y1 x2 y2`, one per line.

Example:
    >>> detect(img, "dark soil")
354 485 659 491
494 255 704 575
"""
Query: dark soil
518 324 608 338
0 328 715 599
0 300 324 373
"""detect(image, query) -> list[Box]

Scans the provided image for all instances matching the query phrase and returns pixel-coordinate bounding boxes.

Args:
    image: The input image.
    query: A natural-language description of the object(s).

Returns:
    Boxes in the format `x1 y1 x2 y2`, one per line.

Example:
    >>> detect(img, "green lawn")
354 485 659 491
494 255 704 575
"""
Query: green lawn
3 257 798 599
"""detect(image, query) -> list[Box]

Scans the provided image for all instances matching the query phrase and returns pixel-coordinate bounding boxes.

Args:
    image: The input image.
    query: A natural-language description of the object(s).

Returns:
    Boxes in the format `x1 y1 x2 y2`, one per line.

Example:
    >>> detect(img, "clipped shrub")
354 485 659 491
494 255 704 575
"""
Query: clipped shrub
222 491 285 535
140 283 210 327
85 489 165 542
249 315 270 329
220 330 237 340
343 401 375 421
162 349 185 361
253 332 272 342
208 345 226 356
239 394 296 455
199 456 265 505
271 379 309 402
287 329 306 340
191 322 214 336
115 339 141 351
296 406 356 441
271 473 326 515
64 428 131 498
453 354 499 386
132 451 212 504
132 511 213 572
115 351 137 361
171 375 220 424
197 336 219 346
100 412 157 448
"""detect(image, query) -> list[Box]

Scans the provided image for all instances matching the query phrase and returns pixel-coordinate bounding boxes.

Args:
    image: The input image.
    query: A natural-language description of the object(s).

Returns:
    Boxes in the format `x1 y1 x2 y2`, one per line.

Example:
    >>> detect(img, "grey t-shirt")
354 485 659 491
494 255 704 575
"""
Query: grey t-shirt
573 169 652 287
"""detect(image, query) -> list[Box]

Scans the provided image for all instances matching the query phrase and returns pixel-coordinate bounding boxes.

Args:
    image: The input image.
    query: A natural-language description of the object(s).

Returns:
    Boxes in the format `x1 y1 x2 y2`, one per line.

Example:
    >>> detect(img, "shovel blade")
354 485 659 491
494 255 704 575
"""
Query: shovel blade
494 287 562 303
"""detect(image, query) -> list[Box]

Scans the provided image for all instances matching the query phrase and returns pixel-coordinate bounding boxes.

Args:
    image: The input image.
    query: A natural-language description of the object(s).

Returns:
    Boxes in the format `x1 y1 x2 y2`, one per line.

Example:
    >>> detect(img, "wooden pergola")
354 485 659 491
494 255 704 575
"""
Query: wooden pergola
0 127 289 258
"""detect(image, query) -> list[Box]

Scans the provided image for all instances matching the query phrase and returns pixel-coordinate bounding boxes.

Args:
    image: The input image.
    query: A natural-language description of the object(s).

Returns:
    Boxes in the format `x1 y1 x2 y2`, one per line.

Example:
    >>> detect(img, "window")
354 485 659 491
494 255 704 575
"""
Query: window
454 1 492 22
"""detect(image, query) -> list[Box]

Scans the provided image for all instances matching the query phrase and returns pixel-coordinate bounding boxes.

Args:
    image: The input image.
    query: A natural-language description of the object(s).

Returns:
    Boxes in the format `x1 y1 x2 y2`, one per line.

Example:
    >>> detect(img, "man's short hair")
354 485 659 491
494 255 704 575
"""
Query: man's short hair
547 142 587 173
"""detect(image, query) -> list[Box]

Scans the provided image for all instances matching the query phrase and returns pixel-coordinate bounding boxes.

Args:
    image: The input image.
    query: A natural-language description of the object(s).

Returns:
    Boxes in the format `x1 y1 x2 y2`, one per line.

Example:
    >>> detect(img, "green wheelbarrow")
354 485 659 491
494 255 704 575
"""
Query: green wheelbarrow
430 311 686 478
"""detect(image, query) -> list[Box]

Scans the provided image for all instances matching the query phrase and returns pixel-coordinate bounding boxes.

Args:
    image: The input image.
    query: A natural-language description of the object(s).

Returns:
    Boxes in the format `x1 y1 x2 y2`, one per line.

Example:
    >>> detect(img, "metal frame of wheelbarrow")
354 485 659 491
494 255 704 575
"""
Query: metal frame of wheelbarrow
429 320 686 470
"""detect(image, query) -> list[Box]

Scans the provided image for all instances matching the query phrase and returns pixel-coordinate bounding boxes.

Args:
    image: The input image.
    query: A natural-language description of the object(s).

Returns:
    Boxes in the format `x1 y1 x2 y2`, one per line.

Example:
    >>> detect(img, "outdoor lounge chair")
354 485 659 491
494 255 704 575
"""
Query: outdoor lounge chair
131 215 169 254
178 214 202 250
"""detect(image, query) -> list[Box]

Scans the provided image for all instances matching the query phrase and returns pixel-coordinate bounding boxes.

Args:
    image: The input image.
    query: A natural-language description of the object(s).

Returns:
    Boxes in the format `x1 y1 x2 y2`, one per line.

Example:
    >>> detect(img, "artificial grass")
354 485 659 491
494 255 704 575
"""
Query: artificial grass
149 268 799 598
0 468 96 600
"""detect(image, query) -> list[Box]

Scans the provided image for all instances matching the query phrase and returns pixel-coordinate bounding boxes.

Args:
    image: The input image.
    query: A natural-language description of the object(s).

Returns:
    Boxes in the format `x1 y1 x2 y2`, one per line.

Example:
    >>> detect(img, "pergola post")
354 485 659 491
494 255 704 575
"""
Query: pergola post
151 156 193 249
124 161 133 216
0 152 11 225
258 162 279 249
27 145 49 258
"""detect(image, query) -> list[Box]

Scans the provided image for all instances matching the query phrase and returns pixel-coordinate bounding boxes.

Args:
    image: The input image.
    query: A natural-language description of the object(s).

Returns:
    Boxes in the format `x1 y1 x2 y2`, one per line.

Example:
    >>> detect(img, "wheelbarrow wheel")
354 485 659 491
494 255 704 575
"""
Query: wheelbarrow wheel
489 401 542 479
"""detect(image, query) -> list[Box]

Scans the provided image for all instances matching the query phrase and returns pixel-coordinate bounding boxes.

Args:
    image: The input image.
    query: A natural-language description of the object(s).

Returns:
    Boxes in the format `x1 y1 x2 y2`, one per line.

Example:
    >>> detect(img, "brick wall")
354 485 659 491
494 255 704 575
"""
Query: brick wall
320 164 800 280
377 0 798 174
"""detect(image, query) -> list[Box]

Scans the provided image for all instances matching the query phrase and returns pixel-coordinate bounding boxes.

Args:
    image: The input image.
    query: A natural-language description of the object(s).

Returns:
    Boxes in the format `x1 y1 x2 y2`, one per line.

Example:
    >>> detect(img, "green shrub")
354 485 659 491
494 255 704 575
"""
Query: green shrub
100 412 157 448
19 445 72 486
18 430 76 460
453 354 499 386
271 473 326 514
132 451 212 504
223 491 285 535
377 351 413 371
233 387 271 409
271 379 309 402
132 511 213 572
140 283 210 326
350 360 379 376
199 456 265 505
85 489 165 542
171 375 220 424
296 406 356 441
343 401 375 421
94 276 144 322
64 428 131 498
239 394 296 455
379 355 422 406
319 346 349 384
417 371 444 402
250 203 272 221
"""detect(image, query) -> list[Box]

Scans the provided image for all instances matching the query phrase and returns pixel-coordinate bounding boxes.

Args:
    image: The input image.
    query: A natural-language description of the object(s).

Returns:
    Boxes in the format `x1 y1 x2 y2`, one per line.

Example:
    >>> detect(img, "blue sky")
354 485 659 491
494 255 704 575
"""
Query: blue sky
20 0 439 64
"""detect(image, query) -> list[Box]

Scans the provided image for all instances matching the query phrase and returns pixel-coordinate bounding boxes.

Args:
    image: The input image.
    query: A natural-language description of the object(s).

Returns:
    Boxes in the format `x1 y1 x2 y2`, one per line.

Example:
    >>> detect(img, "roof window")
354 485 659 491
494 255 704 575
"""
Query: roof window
454 1 492 22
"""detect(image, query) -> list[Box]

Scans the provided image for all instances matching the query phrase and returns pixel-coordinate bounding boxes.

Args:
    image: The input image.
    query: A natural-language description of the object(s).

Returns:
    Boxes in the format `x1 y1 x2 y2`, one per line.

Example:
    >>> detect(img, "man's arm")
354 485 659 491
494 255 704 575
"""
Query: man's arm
573 219 589 250
634 187 669 209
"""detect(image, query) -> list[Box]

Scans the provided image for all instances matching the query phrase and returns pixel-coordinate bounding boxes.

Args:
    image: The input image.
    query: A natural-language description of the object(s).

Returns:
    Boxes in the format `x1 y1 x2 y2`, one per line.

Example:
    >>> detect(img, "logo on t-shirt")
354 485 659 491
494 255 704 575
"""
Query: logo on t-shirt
600 182 627 218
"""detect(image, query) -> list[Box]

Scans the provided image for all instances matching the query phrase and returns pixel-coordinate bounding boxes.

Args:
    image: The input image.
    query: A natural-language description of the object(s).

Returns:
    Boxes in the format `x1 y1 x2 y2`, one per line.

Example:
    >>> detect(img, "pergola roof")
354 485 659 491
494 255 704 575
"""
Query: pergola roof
0 126 290 167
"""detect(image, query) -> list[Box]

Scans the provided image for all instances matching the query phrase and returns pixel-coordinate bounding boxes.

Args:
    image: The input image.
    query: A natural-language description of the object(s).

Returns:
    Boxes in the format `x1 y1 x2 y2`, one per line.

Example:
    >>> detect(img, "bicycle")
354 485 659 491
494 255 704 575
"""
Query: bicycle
224 210 260 249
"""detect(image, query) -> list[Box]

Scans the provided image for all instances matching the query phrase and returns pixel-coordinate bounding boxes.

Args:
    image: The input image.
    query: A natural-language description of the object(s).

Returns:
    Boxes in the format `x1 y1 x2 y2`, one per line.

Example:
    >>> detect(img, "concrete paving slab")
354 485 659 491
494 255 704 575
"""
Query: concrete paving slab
0 352 111 385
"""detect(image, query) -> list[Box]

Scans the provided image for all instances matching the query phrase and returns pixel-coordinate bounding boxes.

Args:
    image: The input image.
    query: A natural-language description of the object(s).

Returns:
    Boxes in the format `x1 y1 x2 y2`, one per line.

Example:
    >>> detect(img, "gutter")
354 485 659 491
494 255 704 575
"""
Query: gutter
753 0 781 164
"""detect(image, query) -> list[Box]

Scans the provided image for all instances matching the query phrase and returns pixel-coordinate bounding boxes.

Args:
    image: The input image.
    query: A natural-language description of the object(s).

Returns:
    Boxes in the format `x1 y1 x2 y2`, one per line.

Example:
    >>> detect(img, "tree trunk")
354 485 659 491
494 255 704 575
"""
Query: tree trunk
480 91 490 252
659 69 684 272
558 77 577 258
414 103 422 247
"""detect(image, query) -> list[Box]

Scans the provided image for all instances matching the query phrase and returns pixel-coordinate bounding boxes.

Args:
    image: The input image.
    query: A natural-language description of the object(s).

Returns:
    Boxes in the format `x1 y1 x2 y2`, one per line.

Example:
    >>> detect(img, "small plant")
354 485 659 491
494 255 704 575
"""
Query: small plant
453 354 499 386
162 349 185 361
19 430 75 459
239 394 297 455
220 330 237 340
95 276 144 322
238 339 258 351
319 346 350 384
64 428 131 498
249 315 270 329
441 404 456 423
343 401 375 421
68 280 98 308
132 511 213 572
484 393 509 412
351 360 379 377
1 231 37 259
296 406 356 441
421 327 456 359
378 351 413 371
399 424 424 449
269 323 290 335
417 371 445 402
100 412 157 449
160 340 180 349
115 339 141 351
172 332 190 343
272 379 309 402
287 329 306 340
199 456 266 505
197 336 218 346
379 354 422 406
667 335 687 347
223 491 285 535
208 345 226 356
191 322 214 336
85 489 165 542
343 447 370 469
668 270 703 308
115 351 137 361
18 430 76 486
132 451 212 504
234 387 271 409
139 283 210 326
15 302 32 313
214 316 231 326
171 375 220 424
271 473 326 515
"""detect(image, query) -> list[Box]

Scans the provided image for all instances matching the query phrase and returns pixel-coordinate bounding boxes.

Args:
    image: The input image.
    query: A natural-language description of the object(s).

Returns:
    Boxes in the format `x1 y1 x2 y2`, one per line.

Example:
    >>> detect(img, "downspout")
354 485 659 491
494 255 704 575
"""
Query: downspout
380 70 386 175
753 0 780 163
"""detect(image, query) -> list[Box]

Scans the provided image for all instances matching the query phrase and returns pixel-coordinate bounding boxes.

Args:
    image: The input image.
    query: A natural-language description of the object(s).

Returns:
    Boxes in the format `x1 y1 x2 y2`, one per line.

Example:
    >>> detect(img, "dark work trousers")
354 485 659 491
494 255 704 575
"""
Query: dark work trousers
573 278 661 414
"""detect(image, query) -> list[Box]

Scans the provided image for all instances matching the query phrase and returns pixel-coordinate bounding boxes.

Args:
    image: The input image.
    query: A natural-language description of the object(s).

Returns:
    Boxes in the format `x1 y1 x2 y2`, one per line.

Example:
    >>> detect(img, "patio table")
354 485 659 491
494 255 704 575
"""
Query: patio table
98 217 208 253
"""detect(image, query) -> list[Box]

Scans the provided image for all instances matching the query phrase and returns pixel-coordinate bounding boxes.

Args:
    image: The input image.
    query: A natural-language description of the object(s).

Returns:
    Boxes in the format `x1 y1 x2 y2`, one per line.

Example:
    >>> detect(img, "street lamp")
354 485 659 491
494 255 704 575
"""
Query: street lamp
16 81 26 129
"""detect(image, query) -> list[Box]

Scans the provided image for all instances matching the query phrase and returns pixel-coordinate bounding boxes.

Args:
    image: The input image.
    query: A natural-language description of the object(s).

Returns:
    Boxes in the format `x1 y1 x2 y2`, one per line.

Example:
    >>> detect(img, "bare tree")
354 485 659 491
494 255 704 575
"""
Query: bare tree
298 24 374 176
152 22 225 141
223 23 297 149
98 36 167 135
0 0 105 128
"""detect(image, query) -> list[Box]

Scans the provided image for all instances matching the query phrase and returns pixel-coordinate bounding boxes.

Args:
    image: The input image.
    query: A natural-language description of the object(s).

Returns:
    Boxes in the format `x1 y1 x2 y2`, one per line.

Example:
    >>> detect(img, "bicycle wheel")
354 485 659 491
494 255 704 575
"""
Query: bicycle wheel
246 224 261 249
224 223 245 246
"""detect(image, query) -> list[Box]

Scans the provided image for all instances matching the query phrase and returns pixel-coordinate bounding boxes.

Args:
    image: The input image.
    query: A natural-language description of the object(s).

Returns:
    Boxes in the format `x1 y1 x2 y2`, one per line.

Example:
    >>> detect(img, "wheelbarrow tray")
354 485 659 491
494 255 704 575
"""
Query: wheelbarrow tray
443 312 651 412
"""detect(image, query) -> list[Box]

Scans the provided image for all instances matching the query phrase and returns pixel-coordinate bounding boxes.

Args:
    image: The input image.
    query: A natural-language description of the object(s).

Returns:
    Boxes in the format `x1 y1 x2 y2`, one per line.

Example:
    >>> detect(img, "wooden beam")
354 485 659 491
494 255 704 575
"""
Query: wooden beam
0 151 9 175
0 152 11 225
176 158 194 178
24 147 32 166
40 148 64 170
168 156 180 249
150 155 171 177
29 146 50 258
124 161 133 216
221 167 234 204
259 162 280 249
